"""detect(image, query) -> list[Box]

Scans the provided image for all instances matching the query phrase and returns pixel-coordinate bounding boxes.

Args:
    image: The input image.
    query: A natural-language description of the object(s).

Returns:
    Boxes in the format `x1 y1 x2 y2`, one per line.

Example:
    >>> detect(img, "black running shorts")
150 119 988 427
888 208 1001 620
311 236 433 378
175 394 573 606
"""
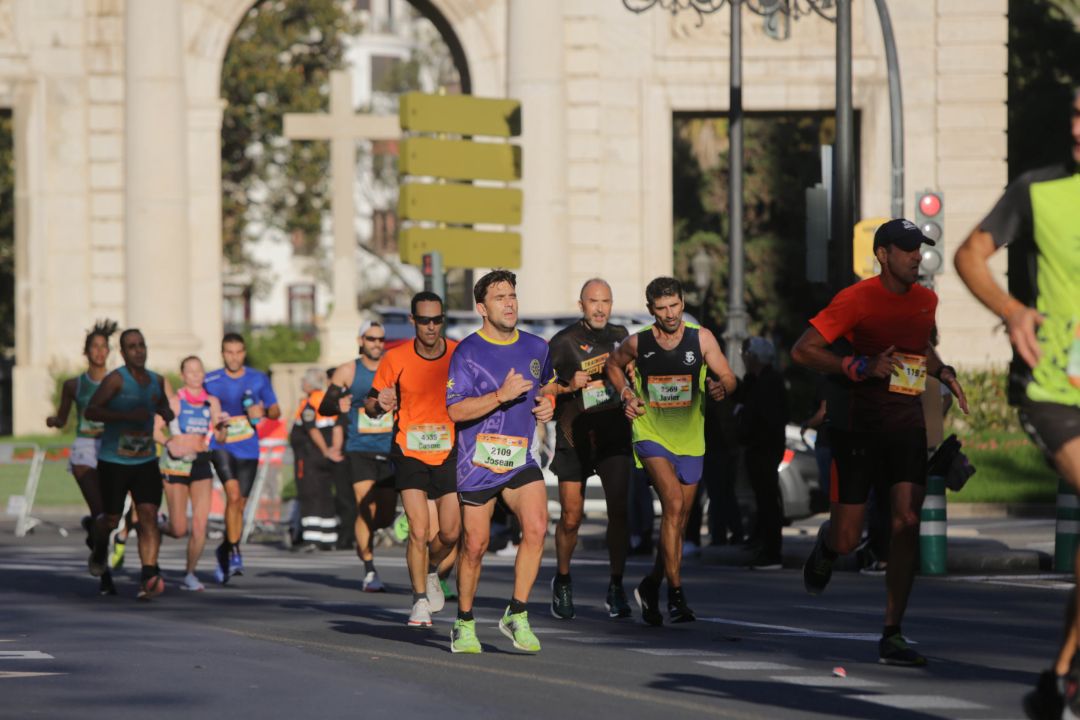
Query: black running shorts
393 451 457 498
550 411 632 482
347 451 395 488
458 466 544 507
98 459 163 515
1018 398 1080 459
210 449 259 498
828 428 927 505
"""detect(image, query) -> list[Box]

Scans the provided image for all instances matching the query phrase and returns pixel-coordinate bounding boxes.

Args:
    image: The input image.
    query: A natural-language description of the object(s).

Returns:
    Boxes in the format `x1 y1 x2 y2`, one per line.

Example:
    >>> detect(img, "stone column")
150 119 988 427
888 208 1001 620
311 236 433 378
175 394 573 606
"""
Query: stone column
124 0 198 364
507 0 568 313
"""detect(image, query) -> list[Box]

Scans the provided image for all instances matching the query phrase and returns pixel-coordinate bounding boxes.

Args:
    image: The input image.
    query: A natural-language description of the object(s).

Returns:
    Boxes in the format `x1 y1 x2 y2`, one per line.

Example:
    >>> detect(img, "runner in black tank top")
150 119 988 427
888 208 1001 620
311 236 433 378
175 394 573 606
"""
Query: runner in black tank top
547 279 633 620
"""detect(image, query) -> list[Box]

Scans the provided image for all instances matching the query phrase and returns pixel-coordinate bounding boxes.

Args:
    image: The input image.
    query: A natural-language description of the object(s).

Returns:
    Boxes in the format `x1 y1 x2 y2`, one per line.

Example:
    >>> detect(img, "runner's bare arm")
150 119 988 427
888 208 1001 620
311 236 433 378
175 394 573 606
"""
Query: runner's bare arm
605 334 645 420
954 227 1043 368
446 368 533 423
155 377 175 423
265 403 281 420
698 328 738 398
791 327 899 380
46 378 77 428
926 346 969 415
84 372 142 422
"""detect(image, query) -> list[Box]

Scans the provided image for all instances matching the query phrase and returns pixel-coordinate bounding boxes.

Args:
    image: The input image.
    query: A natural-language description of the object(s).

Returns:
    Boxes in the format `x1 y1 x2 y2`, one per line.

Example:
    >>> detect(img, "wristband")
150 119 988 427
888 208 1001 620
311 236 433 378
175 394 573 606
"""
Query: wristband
546 394 556 408
619 386 635 404
840 355 869 382
937 364 957 382
999 297 1025 321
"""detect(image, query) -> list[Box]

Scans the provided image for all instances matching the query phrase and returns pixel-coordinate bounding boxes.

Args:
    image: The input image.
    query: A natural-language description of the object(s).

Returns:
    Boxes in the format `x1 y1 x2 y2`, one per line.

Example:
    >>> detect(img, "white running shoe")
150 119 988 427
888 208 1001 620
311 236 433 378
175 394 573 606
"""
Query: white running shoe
408 598 433 627
495 542 519 558
362 570 385 593
426 572 445 613
180 573 205 592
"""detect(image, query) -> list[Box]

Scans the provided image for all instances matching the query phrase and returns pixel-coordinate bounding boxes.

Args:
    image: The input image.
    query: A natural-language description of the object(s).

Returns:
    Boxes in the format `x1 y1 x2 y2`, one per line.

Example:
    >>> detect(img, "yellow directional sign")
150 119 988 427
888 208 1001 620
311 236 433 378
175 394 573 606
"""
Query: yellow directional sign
399 137 521 183
400 227 521 269
399 183 522 226
853 217 889 279
400 93 521 137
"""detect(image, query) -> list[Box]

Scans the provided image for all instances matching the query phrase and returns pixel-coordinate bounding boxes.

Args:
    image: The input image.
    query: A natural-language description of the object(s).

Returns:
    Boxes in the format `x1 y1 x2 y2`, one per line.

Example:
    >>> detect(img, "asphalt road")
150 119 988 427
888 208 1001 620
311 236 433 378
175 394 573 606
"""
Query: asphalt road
1 528 1070 720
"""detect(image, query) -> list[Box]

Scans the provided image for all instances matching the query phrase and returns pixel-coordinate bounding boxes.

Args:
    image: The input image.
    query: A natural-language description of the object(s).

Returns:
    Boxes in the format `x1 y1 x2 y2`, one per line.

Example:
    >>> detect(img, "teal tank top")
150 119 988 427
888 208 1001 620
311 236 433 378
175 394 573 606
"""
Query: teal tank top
75 373 104 439
98 367 162 465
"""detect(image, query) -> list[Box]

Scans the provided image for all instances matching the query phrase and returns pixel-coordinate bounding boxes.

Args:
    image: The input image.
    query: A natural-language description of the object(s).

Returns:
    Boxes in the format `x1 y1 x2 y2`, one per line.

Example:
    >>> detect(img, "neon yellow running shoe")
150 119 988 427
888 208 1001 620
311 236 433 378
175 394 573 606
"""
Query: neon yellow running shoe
499 608 541 652
393 513 410 543
450 619 482 654
109 540 126 569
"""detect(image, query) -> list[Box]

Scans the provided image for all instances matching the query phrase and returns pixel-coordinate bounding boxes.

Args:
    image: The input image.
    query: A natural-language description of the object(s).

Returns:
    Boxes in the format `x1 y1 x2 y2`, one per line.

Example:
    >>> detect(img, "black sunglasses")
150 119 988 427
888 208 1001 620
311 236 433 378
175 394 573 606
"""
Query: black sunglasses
363 335 386 342
413 314 445 326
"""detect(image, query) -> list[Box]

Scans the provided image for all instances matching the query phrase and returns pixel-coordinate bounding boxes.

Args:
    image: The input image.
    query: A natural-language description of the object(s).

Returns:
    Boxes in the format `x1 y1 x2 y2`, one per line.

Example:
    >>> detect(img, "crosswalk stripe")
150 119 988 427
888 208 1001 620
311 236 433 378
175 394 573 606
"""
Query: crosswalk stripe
698 660 796 670
0 651 53 660
630 648 727 657
0 672 64 679
852 694 985 710
771 675 884 688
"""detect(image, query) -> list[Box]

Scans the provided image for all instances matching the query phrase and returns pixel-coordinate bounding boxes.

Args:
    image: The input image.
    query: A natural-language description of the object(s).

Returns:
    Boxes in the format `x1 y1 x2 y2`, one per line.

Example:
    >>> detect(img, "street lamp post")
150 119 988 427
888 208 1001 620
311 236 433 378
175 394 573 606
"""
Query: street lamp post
622 0 839 375
690 245 713 327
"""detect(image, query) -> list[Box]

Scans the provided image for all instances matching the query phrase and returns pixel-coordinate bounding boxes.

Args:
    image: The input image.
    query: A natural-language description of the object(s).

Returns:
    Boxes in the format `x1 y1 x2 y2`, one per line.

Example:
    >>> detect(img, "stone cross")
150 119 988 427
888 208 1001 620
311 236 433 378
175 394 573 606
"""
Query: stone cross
283 70 401 362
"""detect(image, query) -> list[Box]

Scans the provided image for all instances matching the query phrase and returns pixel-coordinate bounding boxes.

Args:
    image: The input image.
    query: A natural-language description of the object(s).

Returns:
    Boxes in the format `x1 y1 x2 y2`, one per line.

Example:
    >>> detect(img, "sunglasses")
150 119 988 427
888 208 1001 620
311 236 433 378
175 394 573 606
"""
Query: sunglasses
363 336 386 343
413 314 446 326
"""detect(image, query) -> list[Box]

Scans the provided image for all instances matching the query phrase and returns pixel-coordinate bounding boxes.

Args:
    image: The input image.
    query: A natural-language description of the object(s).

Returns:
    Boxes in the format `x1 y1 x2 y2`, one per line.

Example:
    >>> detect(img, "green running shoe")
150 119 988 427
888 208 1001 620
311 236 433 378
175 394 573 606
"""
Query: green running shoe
440 578 457 601
499 607 541 652
392 513 410 543
450 619 482 654
109 540 126 570
878 633 927 667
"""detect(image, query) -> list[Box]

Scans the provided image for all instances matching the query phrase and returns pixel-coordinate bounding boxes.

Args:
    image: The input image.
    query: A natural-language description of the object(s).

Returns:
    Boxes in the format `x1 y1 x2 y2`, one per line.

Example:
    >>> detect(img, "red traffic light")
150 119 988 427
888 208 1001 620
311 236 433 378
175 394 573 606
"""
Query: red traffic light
919 193 942 217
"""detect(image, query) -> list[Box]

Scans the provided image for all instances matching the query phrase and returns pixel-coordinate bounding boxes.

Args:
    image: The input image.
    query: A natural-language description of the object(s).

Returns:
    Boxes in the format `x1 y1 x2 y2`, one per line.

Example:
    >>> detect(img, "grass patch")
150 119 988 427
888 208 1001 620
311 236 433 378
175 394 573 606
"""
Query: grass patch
948 429 1057 504
0 463 84 510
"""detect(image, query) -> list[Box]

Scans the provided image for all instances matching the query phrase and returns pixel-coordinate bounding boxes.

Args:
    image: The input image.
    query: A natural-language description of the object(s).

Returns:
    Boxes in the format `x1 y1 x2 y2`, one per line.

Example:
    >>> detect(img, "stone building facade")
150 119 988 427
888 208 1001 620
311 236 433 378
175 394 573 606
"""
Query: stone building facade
1 0 1009 434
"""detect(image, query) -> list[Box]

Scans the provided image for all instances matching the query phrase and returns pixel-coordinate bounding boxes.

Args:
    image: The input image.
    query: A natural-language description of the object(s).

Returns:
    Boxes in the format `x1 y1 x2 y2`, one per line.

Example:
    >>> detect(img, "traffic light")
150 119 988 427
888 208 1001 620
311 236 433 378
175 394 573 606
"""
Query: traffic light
915 190 944 277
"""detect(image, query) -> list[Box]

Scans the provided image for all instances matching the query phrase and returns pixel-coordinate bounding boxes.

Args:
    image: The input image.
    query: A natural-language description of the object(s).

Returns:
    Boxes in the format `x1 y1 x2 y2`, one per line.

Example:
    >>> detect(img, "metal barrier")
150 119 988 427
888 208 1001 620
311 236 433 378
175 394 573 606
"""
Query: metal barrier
240 439 288 544
1 442 53 537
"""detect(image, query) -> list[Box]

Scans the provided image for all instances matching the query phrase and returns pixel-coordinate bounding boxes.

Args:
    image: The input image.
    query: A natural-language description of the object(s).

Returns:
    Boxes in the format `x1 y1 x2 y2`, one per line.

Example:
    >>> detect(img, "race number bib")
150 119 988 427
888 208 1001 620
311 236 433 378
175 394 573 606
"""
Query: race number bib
78 416 104 438
160 452 193 477
117 431 154 458
1068 320 1080 390
647 375 692 408
582 380 612 410
225 416 255 443
472 433 528 473
889 353 928 395
357 409 393 434
406 423 453 452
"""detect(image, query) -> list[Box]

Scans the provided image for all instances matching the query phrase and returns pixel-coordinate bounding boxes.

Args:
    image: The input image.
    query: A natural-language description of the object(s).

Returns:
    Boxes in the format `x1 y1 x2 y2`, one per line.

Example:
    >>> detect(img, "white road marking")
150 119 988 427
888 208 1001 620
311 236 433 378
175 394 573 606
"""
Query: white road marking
852 694 985 710
0 671 64 679
771 675 884 688
0 651 53 660
792 604 882 617
240 594 310 601
699 617 887 642
698 660 797 671
558 636 646 645
630 648 728 657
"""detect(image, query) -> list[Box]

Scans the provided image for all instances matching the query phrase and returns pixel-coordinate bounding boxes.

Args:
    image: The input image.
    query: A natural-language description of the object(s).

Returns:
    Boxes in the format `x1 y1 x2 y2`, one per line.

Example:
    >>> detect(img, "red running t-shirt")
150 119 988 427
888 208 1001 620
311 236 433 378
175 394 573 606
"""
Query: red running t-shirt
810 276 937 432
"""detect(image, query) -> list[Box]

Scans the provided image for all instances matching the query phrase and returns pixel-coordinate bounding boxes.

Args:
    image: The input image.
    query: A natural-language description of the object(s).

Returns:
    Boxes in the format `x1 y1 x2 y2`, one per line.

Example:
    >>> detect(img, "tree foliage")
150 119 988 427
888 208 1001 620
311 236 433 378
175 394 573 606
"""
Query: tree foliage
1007 0 1080 179
221 0 360 268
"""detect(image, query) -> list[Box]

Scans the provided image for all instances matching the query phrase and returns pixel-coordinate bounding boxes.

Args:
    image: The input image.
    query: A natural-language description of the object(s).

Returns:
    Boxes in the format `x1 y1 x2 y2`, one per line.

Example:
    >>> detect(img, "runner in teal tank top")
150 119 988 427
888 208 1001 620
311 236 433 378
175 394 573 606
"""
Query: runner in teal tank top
606 277 737 627
46 320 118 595
85 328 174 601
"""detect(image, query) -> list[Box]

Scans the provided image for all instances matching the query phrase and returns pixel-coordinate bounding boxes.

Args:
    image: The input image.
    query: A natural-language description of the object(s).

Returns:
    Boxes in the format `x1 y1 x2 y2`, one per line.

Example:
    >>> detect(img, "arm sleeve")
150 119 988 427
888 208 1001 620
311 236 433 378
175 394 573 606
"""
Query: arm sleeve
979 176 1031 249
809 285 860 345
446 349 474 407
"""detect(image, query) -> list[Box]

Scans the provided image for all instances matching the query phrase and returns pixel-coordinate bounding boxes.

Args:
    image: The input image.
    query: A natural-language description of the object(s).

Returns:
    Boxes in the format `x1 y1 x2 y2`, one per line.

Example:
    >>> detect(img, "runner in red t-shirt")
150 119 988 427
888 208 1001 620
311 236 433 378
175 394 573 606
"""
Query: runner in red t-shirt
791 218 969 667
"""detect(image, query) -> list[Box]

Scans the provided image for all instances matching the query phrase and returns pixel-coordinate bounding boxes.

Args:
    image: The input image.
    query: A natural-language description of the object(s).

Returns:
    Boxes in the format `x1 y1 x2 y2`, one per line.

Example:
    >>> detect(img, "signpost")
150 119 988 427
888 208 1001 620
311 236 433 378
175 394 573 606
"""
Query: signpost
397 92 523 272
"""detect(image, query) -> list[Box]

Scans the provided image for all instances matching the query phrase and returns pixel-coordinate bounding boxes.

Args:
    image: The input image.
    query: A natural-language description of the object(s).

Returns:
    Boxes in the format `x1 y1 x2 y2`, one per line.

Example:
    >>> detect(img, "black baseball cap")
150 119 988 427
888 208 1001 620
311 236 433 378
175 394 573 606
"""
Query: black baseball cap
873 218 934 251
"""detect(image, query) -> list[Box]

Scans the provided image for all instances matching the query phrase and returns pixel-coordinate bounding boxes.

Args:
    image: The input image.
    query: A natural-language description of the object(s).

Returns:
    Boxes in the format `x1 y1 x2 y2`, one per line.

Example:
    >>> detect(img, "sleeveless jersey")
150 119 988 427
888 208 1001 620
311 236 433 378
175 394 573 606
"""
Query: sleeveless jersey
75 373 104 439
346 359 393 454
631 323 707 456
99 367 162 465
176 389 212 436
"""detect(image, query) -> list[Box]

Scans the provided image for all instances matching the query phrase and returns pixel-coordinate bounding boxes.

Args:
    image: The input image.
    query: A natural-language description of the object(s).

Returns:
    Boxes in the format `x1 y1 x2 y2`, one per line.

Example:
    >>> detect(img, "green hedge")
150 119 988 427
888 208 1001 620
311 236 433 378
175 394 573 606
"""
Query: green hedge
945 367 1022 436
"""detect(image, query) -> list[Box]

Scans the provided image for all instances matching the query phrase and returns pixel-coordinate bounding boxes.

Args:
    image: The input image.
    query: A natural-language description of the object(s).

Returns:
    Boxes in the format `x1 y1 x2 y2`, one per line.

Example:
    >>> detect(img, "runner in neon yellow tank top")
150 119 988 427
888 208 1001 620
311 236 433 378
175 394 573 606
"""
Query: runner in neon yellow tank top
46 320 118 595
606 277 737 626
955 87 1080 716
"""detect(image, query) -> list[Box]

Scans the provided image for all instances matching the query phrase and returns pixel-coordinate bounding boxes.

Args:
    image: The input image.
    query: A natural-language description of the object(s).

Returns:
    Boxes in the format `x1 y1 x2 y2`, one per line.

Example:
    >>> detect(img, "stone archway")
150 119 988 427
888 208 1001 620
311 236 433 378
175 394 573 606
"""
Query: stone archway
178 0 506 357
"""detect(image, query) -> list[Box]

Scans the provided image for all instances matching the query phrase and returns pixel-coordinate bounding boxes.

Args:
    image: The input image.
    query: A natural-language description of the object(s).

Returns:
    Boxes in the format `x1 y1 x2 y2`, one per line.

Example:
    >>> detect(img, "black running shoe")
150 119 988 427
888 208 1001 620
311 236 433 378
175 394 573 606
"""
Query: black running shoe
878 633 927 667
87 534 108 578
550 577 575 620
633 577 663 627
98 571 117 597
605 583 632 619
1064 665 1080 720
803 521 834 596
667 587 696 623
215 543 231 585
81 516 94 550
1023 669 1064 720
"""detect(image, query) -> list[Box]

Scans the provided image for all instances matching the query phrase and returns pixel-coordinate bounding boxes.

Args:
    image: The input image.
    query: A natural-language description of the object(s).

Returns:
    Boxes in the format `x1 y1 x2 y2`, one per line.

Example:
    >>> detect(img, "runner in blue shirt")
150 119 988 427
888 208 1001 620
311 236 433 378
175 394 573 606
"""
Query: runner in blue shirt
204 332 280 583
445 270 555 654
